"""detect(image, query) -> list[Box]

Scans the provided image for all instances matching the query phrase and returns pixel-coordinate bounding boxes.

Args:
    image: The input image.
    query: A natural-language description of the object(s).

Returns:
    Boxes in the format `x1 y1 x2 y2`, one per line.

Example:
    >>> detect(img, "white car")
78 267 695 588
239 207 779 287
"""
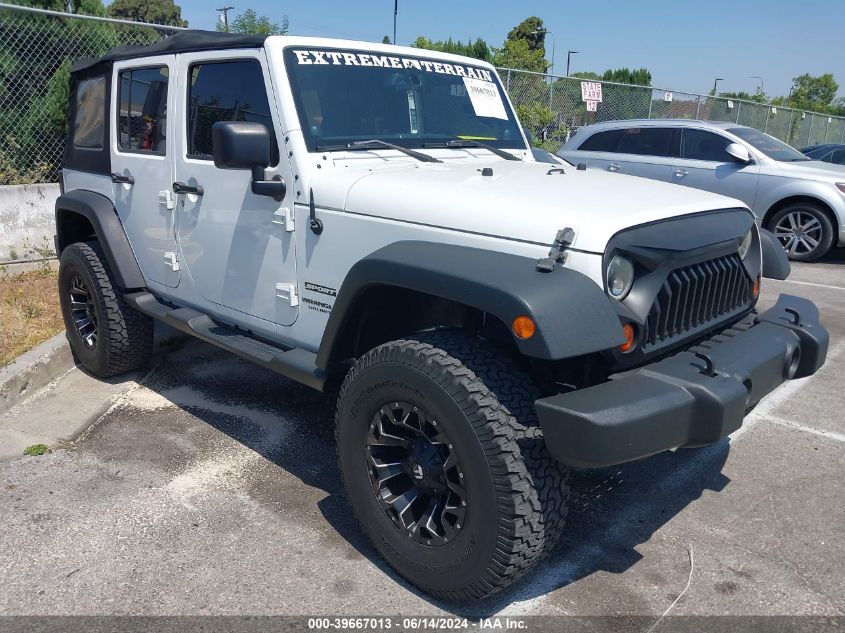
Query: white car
559 119 845 261
55 31 827 602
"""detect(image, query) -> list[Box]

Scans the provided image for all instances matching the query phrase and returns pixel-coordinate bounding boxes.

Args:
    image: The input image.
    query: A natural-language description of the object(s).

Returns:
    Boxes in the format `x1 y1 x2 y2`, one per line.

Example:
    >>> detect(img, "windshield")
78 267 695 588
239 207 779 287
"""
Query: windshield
284 47 526 152
727 127 810 162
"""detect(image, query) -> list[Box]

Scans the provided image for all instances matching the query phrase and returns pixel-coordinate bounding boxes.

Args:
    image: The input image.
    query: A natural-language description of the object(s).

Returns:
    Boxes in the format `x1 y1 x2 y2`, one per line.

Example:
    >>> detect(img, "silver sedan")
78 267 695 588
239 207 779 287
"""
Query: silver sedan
558 119 845 261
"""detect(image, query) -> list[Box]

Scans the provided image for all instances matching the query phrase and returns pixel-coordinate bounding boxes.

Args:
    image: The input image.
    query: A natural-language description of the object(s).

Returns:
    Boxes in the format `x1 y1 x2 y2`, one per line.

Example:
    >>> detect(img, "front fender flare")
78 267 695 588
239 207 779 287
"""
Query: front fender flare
316 241 625 369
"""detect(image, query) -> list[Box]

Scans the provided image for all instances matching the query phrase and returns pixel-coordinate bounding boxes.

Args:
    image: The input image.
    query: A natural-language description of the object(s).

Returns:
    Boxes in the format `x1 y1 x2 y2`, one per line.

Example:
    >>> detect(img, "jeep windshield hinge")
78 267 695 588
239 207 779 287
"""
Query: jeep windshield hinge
536 227 575 272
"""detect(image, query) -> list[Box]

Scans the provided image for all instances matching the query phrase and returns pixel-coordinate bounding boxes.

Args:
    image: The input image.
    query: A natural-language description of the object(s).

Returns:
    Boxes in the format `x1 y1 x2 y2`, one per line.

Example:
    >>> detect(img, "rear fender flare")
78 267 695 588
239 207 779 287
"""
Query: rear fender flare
55 189 145 290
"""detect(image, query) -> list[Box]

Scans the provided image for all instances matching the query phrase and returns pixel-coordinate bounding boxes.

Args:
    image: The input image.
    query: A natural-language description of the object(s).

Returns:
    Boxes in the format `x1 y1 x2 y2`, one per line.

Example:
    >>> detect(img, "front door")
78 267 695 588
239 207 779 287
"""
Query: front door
110 57 180 287
671 128 760 208
172 50 298 329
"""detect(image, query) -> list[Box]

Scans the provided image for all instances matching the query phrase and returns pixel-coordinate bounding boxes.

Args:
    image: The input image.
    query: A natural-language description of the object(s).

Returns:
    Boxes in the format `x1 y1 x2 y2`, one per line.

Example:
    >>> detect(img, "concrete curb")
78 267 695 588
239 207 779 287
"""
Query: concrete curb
0 322 185 417
0 332 73 416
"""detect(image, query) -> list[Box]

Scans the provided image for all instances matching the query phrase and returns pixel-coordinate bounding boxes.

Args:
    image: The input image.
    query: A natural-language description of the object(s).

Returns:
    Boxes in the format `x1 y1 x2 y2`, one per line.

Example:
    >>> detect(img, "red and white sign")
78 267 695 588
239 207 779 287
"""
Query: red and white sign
580 81 603 103
586 100 598 112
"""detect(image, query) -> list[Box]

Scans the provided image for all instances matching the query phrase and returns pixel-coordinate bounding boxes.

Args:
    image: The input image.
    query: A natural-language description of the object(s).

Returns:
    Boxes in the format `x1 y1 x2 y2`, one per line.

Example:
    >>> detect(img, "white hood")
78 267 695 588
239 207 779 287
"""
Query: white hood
311 159 747 253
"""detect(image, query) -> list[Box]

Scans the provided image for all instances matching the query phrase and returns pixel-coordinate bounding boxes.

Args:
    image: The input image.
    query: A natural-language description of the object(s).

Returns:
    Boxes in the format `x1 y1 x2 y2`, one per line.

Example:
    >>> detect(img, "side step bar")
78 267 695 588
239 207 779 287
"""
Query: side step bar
126 292 327 391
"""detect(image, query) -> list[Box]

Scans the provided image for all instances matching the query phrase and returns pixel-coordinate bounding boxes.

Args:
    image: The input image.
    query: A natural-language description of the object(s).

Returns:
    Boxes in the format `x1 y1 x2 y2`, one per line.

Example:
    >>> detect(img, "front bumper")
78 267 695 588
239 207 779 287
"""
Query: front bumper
536 294 828 469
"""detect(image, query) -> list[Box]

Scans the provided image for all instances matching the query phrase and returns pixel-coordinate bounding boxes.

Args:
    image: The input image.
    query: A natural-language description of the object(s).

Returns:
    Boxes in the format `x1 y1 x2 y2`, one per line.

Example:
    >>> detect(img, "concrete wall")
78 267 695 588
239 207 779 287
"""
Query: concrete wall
0 184 60 263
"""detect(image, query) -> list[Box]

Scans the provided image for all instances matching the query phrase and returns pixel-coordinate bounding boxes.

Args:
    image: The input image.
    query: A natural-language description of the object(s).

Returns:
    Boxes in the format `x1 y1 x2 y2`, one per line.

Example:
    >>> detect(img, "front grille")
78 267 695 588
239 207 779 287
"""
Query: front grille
643 254 753 348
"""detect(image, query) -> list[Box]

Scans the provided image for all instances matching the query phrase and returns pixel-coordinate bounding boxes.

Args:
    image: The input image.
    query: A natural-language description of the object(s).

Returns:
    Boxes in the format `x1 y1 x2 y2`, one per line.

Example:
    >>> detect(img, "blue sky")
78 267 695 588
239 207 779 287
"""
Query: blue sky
176 0 844 99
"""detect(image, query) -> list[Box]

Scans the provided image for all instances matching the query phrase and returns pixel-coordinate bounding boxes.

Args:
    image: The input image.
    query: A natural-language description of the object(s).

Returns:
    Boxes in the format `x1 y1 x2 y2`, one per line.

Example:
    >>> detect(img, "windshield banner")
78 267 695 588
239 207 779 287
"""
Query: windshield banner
292 49 495 82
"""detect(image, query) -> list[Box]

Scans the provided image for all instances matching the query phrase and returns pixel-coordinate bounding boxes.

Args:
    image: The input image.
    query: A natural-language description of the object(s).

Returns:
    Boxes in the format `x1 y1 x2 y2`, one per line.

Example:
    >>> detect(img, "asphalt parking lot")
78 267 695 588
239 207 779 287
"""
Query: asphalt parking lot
0 253 843 622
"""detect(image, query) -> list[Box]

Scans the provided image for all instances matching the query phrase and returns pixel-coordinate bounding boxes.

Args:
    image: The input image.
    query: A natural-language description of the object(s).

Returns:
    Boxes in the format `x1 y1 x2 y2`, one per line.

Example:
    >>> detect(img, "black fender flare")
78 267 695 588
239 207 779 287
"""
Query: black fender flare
54 189 146 290
316 241 625 369
759 227 791 280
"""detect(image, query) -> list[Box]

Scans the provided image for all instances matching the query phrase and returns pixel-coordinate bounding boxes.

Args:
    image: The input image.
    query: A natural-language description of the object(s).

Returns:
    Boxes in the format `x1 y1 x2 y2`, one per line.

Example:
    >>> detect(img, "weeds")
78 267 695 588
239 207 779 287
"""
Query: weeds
0 267 63 366
23 444 51 457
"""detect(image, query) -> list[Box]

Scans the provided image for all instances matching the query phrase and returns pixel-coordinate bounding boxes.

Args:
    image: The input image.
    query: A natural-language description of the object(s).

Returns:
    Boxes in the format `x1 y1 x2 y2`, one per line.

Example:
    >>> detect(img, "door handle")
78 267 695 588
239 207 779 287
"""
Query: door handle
111 172 134 185
673 168 688 177
608 162 621 172
173 181 204 196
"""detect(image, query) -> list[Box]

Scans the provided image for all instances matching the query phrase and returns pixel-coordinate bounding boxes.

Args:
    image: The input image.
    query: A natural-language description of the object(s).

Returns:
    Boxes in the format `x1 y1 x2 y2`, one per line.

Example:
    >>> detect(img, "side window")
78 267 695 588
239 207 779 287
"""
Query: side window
618 127 678 157
187 59 278 163
73 77 106 149
831 149 845 165
681 129 732 162
579 129 622 152
117 66 168 154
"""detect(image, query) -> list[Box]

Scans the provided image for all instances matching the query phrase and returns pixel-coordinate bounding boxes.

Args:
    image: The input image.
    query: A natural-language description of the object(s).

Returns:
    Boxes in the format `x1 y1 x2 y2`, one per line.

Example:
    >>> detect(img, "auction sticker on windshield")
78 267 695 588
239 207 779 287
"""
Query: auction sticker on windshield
463 77 508 120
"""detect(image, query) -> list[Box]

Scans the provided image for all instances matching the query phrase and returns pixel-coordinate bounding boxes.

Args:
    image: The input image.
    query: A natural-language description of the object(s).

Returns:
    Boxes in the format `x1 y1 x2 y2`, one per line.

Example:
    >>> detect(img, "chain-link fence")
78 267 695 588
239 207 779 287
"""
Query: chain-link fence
2 2 844 184
500 67 845 153
0 3 182 184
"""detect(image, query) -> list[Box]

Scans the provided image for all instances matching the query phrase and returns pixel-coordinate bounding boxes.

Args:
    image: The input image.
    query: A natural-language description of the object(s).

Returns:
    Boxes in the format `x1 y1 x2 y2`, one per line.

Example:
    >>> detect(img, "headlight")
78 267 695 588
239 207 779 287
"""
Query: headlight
607 255 635 300
738 228 753 259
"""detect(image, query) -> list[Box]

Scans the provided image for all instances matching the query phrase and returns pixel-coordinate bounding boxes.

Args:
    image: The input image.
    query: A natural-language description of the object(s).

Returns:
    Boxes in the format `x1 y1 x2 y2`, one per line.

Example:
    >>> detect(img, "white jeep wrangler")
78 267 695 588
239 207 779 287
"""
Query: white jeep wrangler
56 31 828 602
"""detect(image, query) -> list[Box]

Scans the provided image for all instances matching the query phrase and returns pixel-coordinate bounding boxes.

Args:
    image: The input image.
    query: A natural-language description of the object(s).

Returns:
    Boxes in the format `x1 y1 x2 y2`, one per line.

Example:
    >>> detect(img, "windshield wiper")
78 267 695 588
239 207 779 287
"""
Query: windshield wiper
315 139 441 163
424 139 521 161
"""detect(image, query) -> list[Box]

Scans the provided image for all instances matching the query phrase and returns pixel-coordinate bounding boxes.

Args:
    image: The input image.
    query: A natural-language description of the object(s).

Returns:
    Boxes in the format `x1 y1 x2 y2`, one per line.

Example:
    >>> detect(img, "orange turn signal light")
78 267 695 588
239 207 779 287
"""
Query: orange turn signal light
619 323 636 353
753 275 761 299
512 315 536 340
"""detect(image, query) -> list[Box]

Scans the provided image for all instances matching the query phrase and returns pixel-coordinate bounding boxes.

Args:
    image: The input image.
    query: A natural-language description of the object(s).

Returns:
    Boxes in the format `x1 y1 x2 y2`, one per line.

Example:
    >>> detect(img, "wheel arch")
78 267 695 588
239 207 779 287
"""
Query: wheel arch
55 189 146 290
315 241 625 370
763 195 839 236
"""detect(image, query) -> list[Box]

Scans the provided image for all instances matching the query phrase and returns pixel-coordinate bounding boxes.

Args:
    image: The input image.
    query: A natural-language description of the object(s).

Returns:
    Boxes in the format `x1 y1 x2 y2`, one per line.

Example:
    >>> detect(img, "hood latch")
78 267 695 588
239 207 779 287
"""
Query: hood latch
536 227 575 272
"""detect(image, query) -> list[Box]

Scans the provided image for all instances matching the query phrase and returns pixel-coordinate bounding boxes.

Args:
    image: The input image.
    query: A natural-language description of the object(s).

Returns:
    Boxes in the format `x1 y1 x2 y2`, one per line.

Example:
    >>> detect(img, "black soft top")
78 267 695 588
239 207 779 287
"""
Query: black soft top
70 30 268 74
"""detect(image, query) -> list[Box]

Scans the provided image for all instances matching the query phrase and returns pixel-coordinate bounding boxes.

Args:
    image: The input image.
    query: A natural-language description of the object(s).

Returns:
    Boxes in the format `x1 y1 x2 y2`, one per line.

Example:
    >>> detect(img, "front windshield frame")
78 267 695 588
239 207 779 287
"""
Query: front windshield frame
727 127 810 162
283 46 528 153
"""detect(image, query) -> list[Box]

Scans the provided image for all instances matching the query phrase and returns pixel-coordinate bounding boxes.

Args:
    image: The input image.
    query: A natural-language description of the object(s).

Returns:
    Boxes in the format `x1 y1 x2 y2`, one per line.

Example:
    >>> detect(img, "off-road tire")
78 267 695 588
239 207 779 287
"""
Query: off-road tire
335 330 570 602
58 241 153 378
767 202 835 262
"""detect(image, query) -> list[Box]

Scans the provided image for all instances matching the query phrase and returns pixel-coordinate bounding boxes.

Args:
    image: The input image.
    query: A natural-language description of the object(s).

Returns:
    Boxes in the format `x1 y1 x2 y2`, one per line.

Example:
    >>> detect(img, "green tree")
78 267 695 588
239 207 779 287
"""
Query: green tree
13 0 106 15
411 36 491 62
107 0 187 26
506 16 545 54
382 35 391 44
601 67 651 87
216 8 288 35
787 73 839 112
491 38 548 73
719 90 768 104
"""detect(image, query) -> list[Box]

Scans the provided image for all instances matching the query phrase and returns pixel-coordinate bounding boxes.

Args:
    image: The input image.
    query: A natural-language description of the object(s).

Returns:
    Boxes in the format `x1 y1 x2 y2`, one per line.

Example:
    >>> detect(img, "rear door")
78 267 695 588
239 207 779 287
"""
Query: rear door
612 126 678 182
110 57 179 287
564 128 622 171
671 128 759 208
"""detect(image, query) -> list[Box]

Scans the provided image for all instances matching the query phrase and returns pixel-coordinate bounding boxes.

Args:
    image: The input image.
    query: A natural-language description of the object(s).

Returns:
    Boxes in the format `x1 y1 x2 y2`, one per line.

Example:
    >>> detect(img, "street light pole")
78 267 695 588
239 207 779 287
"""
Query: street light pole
216 6 234 32
750 75 764 96
566 50 579 77
393 0 398 45
712 77 723 95
530 29 556 75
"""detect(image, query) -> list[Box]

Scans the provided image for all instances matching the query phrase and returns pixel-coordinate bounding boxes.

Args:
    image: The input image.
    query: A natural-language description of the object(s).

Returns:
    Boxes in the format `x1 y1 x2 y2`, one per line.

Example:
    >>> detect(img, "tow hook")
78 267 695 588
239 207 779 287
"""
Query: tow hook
693 351 717 377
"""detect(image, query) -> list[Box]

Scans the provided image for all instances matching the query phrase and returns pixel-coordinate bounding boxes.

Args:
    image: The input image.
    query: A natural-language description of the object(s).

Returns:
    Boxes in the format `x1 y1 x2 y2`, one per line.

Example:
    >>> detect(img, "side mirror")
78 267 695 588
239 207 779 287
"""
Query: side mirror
725 142 752 165
212 121 286 201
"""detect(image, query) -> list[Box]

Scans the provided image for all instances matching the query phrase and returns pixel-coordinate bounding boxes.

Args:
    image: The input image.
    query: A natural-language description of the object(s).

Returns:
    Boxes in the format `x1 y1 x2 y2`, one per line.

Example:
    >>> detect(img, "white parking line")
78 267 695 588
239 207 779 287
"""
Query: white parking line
767 278 845 292
763 414 845 443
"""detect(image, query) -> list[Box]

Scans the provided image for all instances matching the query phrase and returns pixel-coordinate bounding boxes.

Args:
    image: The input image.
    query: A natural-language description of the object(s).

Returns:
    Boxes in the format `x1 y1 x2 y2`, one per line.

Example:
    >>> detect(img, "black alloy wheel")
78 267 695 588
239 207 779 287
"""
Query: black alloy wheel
68 273 98 349
366 401 467 546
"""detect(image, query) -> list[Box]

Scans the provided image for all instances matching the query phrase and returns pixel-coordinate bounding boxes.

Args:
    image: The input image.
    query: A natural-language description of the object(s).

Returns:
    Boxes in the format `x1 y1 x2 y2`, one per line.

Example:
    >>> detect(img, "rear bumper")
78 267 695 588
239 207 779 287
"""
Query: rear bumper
536 294 828 469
